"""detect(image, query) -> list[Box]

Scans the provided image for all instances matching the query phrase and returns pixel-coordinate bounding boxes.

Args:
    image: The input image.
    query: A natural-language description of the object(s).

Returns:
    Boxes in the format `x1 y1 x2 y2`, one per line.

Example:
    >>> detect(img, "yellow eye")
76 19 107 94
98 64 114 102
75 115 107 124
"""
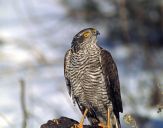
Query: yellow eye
83 32 90 38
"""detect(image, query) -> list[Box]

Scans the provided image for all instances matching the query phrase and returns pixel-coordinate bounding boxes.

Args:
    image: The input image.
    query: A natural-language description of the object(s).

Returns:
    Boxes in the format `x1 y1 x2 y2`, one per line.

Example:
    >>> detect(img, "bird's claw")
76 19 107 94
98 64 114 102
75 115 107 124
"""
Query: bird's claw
71 123 83 128
98 123 107 128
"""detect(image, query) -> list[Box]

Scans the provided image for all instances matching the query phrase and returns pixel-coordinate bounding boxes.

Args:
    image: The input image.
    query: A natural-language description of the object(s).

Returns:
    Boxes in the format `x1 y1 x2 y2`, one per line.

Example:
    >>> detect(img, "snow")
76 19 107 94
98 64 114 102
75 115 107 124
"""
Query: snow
0 0 162 128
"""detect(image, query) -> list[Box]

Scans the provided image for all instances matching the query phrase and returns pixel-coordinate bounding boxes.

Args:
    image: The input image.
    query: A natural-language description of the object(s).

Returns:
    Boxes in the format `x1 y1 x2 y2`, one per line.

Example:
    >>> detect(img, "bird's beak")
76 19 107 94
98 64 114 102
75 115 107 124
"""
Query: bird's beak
96 30 100 36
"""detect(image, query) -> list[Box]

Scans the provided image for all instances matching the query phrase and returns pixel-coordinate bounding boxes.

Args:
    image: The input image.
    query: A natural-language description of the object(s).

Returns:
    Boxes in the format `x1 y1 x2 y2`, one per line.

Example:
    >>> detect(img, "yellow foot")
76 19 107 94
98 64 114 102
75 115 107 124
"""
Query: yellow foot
98 123 106 128
71 123 83 128
107 108 111 128
98 107 112 128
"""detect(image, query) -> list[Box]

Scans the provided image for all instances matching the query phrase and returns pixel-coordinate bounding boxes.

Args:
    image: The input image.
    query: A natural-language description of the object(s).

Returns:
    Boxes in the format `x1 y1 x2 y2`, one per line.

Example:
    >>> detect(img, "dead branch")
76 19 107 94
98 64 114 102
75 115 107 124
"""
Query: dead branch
20 79 28 128
40 117 99 128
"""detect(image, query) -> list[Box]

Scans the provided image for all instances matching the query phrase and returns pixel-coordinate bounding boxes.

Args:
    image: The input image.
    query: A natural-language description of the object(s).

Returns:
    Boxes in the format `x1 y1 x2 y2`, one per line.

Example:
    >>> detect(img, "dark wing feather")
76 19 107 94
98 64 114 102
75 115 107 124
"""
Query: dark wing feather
64 49 72 96
100 48 123 115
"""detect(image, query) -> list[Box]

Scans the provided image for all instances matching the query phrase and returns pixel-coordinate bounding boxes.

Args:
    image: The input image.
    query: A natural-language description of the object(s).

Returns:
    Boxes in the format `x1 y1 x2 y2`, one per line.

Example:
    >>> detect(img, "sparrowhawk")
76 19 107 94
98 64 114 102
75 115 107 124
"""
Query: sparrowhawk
64 28 123 128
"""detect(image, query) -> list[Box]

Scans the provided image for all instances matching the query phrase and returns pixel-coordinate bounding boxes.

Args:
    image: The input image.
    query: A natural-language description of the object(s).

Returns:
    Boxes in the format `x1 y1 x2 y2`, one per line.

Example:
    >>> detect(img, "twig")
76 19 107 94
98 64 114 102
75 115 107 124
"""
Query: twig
0 112 14 128
156 83 163 113
20 79 28 128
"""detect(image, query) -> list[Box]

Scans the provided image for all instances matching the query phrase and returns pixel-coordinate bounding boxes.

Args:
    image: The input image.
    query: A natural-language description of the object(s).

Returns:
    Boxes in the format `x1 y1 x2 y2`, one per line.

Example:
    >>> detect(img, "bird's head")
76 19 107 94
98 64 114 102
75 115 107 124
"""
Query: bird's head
71 28 100 51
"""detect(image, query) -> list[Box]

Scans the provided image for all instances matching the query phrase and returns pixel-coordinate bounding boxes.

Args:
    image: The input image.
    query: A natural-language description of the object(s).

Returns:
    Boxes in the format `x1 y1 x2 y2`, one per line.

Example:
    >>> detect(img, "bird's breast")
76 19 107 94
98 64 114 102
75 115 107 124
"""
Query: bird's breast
68 50 105 96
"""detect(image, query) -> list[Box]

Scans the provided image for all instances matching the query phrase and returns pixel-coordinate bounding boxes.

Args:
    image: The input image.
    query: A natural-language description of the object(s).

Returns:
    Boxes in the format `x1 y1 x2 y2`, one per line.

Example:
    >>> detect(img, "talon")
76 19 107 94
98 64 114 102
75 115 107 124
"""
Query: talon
71 123 83 128
98 122 106 128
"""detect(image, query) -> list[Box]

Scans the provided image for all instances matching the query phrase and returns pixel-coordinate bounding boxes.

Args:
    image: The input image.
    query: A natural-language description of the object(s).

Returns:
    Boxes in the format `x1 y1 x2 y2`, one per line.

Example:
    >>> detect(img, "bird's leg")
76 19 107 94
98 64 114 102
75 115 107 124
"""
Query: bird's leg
107 107 111 128
72 108 88 128
113 114 119 128
79 108 88 127
98 107 112 128
98 105 113 128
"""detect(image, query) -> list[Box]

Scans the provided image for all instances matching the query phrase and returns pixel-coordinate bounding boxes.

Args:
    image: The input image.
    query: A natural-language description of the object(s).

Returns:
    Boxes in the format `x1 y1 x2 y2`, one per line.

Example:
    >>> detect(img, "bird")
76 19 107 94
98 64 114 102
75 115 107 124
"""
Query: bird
64 28 123 128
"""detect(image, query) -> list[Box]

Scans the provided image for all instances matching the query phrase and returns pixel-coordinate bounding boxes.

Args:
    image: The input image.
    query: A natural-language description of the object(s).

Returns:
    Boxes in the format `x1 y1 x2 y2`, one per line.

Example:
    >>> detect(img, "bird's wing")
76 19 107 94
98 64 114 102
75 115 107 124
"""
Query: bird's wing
100 48 123 113
64 49 72 96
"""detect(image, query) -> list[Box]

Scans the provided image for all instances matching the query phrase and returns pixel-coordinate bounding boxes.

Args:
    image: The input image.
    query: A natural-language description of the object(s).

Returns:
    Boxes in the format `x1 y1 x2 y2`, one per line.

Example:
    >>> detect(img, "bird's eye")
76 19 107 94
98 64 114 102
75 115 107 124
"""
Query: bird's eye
83 32 90 38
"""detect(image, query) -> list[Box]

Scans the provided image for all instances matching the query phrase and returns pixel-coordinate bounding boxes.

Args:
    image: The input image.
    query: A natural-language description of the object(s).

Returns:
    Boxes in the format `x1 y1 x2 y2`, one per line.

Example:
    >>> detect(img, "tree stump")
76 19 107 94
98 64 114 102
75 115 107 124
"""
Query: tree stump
40 117 99 128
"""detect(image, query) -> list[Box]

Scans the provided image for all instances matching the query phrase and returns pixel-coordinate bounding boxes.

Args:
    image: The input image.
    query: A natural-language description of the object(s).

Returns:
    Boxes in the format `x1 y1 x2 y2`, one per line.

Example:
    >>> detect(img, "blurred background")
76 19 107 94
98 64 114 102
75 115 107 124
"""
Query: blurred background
0 0 163 128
